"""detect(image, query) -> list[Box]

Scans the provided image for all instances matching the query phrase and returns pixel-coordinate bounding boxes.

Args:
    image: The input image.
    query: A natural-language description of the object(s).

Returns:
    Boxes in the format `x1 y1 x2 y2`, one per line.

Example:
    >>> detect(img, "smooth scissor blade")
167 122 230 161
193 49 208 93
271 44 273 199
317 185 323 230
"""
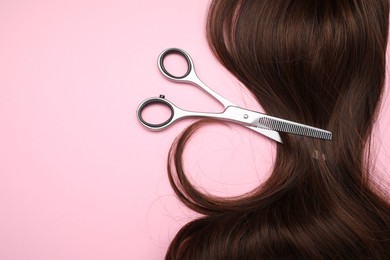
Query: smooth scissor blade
247 126 283 143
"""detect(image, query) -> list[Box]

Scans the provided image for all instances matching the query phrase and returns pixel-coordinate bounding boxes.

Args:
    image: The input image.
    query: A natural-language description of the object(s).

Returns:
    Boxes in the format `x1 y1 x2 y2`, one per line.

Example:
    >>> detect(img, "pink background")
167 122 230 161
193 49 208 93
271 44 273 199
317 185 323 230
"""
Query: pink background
0 1 389 259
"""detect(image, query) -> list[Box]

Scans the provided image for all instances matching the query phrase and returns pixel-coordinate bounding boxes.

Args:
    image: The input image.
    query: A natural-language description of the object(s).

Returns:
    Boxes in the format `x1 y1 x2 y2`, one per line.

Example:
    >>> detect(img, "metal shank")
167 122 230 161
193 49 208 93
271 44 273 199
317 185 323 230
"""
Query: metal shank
158 48 235 108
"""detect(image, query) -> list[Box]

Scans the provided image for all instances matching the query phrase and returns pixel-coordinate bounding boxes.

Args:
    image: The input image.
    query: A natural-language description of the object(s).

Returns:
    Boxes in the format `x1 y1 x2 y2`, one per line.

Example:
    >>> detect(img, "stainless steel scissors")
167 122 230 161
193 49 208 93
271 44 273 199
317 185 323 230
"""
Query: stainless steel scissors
136 48 332 143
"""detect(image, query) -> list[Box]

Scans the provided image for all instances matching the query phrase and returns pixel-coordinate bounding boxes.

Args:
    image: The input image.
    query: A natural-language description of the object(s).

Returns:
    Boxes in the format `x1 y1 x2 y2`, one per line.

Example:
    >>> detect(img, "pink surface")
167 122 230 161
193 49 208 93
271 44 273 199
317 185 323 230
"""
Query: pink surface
0 1 389 259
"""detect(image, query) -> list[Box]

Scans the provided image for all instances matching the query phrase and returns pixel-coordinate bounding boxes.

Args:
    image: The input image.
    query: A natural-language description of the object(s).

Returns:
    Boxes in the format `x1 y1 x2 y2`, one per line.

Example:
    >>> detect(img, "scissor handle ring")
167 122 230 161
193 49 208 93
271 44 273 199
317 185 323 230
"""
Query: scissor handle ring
137 96 175 129
158 48 193 80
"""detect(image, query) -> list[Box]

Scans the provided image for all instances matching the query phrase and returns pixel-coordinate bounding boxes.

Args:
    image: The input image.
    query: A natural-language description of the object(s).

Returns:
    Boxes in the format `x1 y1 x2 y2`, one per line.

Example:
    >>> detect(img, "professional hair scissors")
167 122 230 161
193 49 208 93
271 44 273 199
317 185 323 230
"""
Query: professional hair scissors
136 48 332 143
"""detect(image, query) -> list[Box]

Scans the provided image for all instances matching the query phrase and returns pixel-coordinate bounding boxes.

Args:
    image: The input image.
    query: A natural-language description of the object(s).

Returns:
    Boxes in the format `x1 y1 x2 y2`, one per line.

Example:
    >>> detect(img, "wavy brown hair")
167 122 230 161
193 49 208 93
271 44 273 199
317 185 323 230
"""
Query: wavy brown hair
165 0 390 259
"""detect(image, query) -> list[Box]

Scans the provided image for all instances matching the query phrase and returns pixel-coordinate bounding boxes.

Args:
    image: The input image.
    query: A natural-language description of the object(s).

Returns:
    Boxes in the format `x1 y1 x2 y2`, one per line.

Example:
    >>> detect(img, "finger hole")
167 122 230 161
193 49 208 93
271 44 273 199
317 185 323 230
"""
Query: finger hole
160 49 191 79
138 99 174 128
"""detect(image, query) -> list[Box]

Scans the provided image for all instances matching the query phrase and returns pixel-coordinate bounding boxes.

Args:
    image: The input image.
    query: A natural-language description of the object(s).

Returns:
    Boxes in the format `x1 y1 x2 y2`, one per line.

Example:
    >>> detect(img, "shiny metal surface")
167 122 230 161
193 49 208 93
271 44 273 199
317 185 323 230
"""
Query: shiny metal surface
137 48 333 142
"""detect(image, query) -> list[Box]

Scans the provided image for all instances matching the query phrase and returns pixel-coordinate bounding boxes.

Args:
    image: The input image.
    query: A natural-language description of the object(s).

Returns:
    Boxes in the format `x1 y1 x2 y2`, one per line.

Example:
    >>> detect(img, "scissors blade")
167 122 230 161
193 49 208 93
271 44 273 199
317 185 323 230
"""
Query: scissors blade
246 126 283 143
252 116 332 140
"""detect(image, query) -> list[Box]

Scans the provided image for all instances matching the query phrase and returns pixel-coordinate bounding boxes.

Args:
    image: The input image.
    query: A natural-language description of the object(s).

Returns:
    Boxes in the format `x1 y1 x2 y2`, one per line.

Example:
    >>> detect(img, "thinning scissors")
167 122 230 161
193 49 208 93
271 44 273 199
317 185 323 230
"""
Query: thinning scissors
136 48 332 143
